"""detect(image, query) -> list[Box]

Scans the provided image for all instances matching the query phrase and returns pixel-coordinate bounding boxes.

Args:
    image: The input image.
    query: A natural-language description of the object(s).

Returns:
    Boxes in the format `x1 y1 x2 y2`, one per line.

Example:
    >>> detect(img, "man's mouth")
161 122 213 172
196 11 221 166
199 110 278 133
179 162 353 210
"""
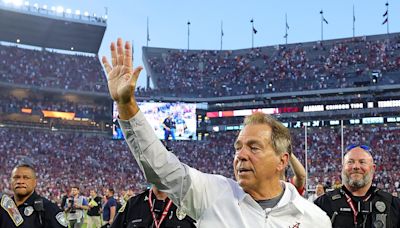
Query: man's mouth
15 186 26 189
238 168 253 174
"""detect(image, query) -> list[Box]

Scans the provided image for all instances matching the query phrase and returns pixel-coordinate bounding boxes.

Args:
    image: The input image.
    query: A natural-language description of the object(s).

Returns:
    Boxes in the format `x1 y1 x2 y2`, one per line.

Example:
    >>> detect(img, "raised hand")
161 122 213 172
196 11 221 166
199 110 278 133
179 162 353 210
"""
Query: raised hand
102 38 143 105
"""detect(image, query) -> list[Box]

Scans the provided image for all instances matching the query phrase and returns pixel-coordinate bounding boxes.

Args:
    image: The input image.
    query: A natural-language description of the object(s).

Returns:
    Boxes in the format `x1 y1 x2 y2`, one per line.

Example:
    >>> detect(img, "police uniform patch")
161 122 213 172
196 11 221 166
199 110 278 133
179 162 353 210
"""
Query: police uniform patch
24 206 34 216
176 207 186 220
55 211 68 227
375 201 386 213
331 194 342 200
1 194 24 226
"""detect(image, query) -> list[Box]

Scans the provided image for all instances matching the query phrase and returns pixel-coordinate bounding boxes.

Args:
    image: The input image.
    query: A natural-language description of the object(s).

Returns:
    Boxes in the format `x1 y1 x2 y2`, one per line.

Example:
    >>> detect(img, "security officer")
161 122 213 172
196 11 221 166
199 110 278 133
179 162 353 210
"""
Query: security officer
111 185 196 228
1 192 24 227
10 160 68 228
315 145 400 228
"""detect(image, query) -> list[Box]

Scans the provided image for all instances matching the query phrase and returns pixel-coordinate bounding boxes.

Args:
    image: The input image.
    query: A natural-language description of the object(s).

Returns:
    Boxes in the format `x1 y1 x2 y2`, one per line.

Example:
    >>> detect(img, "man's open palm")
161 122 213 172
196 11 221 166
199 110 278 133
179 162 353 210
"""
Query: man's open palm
102 38 142 104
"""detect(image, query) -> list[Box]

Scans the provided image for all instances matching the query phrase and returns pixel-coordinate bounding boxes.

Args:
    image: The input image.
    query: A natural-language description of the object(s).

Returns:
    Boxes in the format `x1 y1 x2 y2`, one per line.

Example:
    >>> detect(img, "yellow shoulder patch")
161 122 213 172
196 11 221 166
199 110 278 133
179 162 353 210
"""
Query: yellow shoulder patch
1 194 24 226
118 202 127 213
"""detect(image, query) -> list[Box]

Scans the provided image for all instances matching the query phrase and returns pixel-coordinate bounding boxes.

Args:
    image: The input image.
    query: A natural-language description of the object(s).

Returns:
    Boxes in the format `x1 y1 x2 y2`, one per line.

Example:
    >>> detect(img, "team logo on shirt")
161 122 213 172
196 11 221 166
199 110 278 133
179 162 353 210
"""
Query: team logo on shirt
1 194 24 226
289 222 301 228
375 201 386 213
55 212 68 227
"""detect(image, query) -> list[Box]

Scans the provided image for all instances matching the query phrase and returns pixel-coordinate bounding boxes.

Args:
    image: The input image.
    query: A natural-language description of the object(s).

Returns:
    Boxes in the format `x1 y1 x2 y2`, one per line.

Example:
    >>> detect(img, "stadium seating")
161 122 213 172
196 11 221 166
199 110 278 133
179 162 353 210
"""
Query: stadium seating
141 34 400 97
0 44 107 93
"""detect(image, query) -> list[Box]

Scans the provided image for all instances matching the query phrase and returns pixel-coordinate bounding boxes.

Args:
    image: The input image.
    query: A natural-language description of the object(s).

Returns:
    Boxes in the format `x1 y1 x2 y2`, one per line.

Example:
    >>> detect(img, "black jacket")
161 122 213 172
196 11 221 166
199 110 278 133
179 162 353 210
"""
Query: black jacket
315 186 400 228
111 189 196 228
14 191 67 228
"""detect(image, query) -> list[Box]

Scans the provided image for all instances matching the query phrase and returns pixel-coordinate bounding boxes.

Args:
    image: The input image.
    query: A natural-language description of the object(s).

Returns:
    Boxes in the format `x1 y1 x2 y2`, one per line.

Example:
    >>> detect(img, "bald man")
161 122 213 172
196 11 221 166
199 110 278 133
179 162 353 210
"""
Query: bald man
315 145 400 228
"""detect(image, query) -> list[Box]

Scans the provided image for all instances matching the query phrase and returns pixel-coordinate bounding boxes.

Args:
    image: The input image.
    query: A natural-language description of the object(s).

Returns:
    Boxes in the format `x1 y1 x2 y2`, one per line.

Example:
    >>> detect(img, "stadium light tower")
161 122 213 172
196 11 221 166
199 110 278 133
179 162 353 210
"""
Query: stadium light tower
187 21 191 50
320 10 328 41
250 18 257 49
220 20 223 51
250 19 254 49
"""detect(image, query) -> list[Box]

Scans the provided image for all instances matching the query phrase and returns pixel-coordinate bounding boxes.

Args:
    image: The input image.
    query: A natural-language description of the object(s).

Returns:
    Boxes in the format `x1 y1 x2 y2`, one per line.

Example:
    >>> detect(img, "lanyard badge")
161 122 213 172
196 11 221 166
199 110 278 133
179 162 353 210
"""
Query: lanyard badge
148 189 173 228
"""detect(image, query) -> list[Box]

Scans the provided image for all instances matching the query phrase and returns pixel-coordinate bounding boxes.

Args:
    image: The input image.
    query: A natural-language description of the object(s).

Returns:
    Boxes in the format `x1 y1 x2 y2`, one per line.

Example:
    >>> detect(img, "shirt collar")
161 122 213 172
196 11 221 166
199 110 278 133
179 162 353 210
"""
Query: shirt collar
14 191 39 207
238 182 304 215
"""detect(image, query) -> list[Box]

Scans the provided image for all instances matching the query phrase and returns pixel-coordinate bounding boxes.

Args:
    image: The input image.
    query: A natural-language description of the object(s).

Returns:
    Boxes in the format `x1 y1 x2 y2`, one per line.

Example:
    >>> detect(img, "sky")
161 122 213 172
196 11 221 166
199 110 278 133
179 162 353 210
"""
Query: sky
3 0 400 87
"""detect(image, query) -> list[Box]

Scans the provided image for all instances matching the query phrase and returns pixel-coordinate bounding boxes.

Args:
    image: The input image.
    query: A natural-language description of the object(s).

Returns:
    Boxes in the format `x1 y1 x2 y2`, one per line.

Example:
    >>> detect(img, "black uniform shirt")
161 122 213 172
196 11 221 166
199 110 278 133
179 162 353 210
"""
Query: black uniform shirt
111 189 196 228
1 193 24 228
14 191 68 228
315 186 400 228
87 196 102 217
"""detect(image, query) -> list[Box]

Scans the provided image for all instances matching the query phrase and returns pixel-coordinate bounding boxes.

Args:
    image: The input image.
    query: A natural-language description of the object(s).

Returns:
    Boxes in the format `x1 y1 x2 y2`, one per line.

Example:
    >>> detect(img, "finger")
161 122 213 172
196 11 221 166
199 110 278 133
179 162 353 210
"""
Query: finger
124 41 132 70
101 56 112 75
129 66 143 87
117 38 124 66
110 42 117 67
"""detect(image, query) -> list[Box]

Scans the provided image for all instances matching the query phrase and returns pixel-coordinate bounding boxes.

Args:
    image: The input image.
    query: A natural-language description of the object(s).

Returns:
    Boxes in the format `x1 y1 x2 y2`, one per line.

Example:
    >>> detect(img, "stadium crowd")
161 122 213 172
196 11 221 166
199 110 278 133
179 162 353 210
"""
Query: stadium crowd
2 35 400 99
0 44 108 93
141 34 400 97
1 124 399 206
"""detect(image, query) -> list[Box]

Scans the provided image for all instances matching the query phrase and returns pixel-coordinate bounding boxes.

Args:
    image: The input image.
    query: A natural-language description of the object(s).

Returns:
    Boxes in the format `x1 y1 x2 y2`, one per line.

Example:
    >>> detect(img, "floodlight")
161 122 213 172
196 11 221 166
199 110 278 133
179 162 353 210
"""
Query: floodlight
33 2 38 8
12 0 23 6
75 10 80 15
56 6 63 13
24 1 28 6
84 11 89 16
16 38 20 43
65 8 71 14
51 6 56 11
42 4 47 9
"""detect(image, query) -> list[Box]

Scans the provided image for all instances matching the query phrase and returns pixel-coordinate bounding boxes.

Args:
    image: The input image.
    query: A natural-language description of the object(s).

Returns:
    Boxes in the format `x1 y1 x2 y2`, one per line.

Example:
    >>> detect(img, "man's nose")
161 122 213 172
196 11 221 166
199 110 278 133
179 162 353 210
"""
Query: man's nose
236 147 249 160
352 162 361 169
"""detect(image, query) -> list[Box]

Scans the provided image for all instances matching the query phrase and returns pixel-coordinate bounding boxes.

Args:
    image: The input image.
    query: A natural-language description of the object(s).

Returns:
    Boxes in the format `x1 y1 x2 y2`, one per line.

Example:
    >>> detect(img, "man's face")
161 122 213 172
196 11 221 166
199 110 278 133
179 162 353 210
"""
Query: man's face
71 188 79 197
106 189 113 197
90 190 96 197
341 148 375 190
316 184 325 196
11 167 37 198
233 124 287 195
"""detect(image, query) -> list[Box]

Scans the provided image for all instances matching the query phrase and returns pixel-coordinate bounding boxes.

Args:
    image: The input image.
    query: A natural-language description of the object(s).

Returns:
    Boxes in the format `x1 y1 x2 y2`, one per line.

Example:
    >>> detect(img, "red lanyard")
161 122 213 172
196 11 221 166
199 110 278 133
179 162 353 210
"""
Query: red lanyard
148 189 173 228
343 192 371 225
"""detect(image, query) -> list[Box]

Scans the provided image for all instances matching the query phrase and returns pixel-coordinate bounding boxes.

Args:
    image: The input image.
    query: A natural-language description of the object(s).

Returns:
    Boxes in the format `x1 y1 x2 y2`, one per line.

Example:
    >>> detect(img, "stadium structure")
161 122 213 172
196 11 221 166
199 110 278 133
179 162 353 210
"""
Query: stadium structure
1 2 400 207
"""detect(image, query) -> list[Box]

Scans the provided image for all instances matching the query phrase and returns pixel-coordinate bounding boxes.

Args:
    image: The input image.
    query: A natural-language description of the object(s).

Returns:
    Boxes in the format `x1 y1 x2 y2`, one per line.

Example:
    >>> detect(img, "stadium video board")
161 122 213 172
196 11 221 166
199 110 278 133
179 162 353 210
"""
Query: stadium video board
113 102 197 140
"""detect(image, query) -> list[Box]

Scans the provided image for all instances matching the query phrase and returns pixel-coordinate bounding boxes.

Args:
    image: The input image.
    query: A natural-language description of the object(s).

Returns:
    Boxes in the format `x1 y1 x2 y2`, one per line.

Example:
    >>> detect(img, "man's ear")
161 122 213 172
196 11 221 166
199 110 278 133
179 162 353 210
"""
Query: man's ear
277 152 289 172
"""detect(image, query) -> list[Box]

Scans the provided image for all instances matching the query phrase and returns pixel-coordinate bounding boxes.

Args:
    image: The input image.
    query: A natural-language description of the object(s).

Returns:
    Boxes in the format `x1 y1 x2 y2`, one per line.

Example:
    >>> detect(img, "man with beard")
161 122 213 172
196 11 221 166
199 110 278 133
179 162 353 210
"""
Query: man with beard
10 161 68 228
101 38 331 228
315 145 400 227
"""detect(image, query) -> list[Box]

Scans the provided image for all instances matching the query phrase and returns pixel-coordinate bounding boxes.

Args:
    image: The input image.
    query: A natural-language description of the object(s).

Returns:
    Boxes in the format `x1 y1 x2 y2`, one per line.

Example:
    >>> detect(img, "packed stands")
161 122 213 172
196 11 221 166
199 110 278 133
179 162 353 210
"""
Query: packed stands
0 44 108 93
142 34 400 97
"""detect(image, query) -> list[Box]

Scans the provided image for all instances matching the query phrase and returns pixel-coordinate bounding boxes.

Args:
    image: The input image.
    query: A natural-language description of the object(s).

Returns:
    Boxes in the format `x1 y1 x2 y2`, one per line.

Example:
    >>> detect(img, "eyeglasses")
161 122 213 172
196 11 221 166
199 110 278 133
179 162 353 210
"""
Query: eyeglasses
345 144 372 153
